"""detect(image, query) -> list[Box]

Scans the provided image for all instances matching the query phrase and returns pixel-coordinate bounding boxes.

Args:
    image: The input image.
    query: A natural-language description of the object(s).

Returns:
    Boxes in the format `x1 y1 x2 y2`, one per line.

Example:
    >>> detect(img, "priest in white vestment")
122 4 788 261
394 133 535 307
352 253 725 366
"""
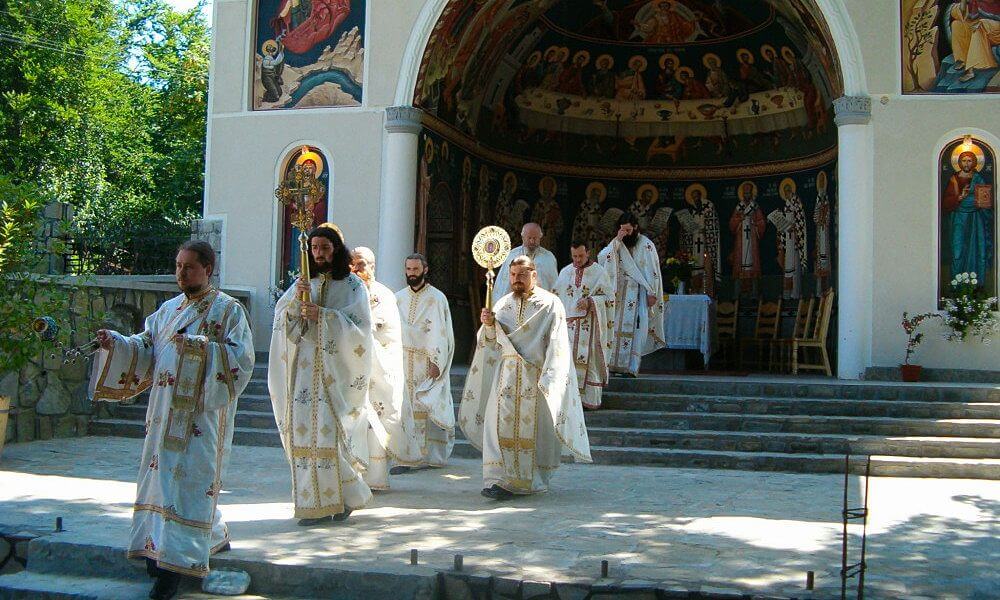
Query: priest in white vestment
555 241 614 409
598 212 666 376
395 253 456 470
492 222 559 304
269 224 374 526
460 256 592 500
351 247 423 490
90 241 254 599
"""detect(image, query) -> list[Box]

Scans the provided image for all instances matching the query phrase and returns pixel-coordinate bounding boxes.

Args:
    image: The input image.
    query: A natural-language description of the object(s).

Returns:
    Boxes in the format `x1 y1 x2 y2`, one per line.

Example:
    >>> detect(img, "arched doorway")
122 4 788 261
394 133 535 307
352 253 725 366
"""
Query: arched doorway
408 0 854 372
276 145 330 283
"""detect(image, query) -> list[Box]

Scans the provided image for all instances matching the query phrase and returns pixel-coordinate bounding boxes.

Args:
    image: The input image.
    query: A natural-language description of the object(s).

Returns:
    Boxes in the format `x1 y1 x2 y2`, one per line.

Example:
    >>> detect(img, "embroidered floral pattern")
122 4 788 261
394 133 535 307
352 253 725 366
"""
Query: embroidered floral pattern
149 454 159 470
157 371 176 387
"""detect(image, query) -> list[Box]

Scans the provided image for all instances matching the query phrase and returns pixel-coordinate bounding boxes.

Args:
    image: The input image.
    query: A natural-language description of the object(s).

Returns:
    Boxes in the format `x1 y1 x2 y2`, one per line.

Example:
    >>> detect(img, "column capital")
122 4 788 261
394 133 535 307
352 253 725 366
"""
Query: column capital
833 96 872 126
385 106 423 134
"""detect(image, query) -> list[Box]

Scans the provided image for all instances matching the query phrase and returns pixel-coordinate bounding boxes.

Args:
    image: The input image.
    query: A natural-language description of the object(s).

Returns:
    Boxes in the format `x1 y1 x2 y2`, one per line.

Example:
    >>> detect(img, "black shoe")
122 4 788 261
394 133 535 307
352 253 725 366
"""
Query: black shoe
149 569 180 600
297 516 333 526
481 484 514 501
215 542 231 553
145 558 159 579
389 466 412 475
332 508 353 522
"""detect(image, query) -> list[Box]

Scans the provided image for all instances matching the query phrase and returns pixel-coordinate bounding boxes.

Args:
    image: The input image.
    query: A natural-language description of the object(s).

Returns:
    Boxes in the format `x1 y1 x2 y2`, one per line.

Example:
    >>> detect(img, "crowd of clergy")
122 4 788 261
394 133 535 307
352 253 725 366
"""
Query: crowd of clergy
86 211 666 598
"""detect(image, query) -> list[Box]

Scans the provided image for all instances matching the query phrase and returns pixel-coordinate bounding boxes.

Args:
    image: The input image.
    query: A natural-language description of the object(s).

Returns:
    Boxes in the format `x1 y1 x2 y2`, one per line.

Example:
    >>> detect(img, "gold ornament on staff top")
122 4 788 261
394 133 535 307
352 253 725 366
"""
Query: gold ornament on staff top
275 148 326 301
472 226 511 311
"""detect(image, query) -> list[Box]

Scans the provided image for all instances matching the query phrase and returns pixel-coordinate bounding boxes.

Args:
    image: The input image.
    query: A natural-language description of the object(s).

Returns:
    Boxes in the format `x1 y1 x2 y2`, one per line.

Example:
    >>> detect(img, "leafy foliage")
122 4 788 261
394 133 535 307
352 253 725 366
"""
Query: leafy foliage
0 0 209 274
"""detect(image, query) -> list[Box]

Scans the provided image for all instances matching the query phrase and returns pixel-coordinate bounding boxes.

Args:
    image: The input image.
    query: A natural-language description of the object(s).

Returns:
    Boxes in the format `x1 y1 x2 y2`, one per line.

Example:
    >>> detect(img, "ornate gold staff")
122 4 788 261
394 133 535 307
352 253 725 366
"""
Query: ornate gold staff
275 151 326 302
472 226 511 312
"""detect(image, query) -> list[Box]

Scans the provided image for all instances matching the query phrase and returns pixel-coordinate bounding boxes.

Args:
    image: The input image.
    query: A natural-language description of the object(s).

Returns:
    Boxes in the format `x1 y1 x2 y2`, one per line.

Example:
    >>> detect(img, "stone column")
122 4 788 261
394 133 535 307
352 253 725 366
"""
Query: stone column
378 106 422 291
833 96 874 379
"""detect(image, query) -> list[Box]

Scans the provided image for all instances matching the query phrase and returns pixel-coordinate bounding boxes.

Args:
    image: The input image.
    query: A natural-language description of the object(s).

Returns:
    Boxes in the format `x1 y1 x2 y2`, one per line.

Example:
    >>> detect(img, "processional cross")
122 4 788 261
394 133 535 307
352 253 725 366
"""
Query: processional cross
275 155 326 301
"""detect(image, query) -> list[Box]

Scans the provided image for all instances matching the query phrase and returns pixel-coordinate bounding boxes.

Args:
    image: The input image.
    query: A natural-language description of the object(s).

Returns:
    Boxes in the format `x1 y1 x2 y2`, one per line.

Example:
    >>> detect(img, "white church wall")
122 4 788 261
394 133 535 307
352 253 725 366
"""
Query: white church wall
843 0 998 371
205 1 422 348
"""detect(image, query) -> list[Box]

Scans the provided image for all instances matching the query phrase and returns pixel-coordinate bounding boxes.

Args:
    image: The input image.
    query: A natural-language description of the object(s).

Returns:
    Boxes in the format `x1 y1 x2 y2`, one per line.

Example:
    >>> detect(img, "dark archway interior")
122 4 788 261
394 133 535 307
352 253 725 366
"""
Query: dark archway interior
413 0 843 367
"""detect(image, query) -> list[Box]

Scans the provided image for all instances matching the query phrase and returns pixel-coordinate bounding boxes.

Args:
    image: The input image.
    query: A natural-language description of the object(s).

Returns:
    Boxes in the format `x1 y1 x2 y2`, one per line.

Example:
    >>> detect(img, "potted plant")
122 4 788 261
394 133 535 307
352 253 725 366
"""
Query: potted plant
939 272 1000 343
900 311 937 382
663 251 695 294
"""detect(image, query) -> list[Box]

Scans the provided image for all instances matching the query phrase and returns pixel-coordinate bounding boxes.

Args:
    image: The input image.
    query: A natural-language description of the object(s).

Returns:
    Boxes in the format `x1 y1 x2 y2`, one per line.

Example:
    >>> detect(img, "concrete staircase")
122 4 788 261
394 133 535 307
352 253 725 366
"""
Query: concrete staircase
90 363 1000 479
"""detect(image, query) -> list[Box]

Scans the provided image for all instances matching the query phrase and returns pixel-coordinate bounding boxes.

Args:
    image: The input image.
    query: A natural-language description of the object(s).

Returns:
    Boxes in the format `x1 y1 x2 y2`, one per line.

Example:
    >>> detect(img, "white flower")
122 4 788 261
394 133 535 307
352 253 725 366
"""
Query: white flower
970 272 977 279
972 279 979 286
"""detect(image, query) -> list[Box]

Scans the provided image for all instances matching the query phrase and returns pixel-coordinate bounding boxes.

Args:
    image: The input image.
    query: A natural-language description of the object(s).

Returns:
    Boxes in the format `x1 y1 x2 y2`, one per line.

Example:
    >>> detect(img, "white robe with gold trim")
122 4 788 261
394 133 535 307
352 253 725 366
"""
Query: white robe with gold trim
459 288 592 494
598 235 666 375
554 262 614 408
492 245 559 304
268 274 374 519
395 284 456 466
89 291 254 578
362 280 422 489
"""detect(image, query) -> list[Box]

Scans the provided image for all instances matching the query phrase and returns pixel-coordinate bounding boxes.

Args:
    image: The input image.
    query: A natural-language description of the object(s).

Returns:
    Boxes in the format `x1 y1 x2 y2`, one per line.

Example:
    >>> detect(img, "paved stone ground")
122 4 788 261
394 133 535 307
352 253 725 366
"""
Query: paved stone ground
1 437 998 599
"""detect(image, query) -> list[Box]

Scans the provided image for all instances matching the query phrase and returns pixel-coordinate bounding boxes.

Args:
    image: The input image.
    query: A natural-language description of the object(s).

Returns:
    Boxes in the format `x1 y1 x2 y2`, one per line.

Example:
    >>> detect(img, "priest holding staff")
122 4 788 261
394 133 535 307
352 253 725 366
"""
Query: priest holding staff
460 251 592 501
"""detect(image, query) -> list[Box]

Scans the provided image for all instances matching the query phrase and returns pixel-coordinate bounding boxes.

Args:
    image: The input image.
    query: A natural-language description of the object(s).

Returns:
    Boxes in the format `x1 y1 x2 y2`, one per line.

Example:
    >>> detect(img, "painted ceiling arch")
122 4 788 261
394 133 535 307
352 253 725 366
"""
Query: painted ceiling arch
414 0 843 177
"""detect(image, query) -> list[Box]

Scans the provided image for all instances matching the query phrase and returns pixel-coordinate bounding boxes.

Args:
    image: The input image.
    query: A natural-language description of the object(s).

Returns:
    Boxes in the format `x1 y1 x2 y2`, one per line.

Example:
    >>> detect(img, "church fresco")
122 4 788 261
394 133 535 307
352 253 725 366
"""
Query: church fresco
417 127 837 301
902 0 1000 94
939 136 996 303
252 0 366 110
415 0 839 173
279 146 330 276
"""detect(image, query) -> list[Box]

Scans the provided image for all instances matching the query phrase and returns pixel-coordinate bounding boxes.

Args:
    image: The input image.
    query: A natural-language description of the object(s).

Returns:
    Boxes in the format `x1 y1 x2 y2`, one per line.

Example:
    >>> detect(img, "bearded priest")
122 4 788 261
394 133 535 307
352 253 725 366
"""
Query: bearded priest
90 240 254 600
492 223 559 304
350 246 423 489
554 240 614 409
268 224 373 526
460 255 592 501
598 212 666 377
393 253 456 471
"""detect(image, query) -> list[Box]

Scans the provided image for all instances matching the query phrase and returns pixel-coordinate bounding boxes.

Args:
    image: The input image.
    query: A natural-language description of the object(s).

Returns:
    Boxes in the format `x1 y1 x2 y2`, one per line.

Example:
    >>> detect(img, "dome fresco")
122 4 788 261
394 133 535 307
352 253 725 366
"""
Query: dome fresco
415 0 842 176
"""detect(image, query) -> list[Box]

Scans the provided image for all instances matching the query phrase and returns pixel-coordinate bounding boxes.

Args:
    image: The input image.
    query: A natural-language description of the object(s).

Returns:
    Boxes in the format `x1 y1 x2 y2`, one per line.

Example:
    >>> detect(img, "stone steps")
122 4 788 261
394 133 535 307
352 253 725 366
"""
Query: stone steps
93 369 1000 479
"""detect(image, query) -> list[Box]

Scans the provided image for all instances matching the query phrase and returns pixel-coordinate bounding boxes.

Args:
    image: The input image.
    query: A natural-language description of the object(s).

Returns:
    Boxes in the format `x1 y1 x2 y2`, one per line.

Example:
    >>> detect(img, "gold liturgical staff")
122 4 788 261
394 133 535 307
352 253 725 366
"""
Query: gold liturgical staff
472 226 512 311
275 148 327 301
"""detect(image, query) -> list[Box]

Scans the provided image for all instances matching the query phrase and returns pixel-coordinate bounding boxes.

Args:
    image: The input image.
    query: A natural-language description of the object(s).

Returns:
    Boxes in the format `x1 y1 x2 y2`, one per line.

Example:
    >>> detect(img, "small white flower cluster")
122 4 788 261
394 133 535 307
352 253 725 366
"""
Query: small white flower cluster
951 272 979 287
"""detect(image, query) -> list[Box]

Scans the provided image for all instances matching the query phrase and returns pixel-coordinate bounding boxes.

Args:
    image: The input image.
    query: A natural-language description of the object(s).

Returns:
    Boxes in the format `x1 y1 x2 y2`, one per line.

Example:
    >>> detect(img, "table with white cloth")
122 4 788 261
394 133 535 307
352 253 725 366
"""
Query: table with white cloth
662 294 716 366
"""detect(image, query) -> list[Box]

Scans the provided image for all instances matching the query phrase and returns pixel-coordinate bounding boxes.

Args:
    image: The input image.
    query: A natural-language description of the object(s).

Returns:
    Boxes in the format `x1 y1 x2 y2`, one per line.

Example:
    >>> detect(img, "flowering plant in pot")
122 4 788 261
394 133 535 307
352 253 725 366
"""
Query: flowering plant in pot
939 272 999 343
900 311 938 382
663 251 695 294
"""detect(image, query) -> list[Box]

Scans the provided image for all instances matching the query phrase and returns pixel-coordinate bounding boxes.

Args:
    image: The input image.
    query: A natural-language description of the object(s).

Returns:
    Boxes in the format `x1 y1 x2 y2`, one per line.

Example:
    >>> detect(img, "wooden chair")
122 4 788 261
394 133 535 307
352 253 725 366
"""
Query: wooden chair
714 300 739 369
793 289 835 376
739 299 781 371
771 297 815 372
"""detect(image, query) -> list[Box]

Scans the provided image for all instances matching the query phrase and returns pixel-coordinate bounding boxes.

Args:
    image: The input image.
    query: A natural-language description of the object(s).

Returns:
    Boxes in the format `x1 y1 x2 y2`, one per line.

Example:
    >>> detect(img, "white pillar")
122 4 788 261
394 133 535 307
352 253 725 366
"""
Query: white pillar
378 106 422 291
834 96 874 380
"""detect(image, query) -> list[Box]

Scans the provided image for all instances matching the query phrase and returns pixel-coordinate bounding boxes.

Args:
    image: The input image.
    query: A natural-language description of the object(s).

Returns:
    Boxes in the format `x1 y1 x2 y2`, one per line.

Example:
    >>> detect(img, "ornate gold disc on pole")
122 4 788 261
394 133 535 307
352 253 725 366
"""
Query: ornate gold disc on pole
472 226 511 311
275 150 326 301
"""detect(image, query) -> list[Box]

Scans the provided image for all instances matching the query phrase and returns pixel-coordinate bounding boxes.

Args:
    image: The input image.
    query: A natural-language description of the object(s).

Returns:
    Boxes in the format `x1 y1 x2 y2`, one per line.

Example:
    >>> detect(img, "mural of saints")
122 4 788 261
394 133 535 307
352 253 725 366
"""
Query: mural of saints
813 171 833 294
280 146 329 275
630 184 660 230
940 137 995 299
532 176 564 250
631 0 706 44
417 137 435 255
476 164 492 226
772 178 808 299
902 0 1000 94
678 183 721 294
572 182 608 259
495 171 519 238
253 0 365 110
729 180 767 297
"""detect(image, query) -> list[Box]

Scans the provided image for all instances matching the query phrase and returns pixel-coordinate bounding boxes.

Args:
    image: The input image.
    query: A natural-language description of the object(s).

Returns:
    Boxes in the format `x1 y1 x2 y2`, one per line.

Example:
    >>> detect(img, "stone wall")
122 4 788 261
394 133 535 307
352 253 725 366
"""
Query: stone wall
2 277 251 447
190 218 224 286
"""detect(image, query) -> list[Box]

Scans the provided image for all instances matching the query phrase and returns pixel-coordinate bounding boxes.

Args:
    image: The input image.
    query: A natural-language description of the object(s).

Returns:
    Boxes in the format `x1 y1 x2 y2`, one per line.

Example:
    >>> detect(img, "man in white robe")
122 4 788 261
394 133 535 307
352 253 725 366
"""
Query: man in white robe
269 224 374 526
90 241 254 599
351 247 423 490
554 241 614 409
492 222 559 304
460 256 592 500
598 212 666 376
394 253 456 471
